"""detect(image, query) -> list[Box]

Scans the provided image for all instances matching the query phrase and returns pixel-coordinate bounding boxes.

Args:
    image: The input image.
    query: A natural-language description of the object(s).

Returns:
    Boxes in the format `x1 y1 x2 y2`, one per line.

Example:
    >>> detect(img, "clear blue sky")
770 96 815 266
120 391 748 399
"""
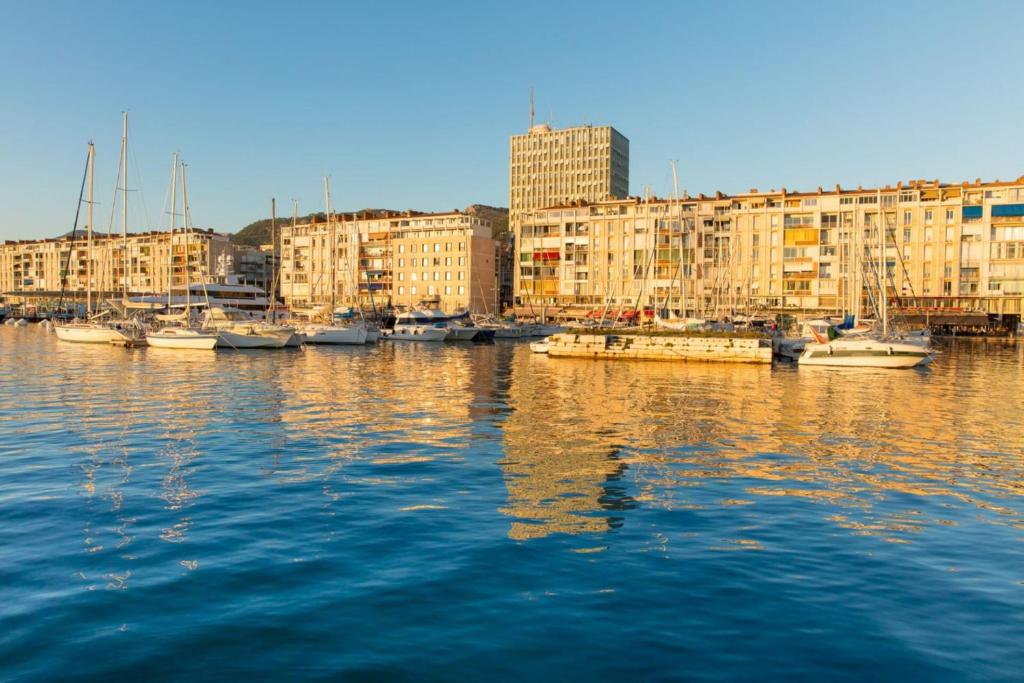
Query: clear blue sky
1 0 1022 240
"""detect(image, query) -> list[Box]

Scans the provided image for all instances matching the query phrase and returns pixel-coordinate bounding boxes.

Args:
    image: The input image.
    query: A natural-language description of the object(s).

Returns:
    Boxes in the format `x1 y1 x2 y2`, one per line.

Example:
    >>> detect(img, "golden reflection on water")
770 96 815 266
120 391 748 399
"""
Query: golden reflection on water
5 328 1022 560
502 343 1024 542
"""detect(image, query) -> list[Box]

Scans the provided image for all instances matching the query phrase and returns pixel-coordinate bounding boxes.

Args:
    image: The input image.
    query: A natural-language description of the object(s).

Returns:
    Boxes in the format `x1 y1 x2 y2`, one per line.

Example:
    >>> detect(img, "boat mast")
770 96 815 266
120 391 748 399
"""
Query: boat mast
167 152 178 311
291 199 298 309
878 187 888 336
324 176 336 317
121 112 128 300
180 160 191 312
270 197 276 322
86 142 95 315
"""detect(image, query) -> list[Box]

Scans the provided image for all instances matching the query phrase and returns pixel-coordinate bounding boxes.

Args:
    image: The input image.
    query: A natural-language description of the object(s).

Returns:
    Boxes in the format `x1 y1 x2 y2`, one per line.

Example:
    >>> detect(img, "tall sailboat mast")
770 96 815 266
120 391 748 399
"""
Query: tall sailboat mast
180 160 192 311
167 153 178 310
270 197 276 322
324 177 336 315
86 142 95 315
121 112 129 300
878 188 888 336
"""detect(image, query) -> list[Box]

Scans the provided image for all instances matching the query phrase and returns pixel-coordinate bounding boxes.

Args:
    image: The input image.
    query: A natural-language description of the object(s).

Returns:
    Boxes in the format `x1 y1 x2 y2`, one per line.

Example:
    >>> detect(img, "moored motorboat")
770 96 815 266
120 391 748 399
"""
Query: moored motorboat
300 324 368 345
798 336 931 368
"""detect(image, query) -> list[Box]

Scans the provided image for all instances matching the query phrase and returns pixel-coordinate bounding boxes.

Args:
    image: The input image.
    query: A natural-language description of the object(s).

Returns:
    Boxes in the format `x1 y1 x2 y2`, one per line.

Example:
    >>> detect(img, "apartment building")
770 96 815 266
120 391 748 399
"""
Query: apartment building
509 123 629 226
514 177 1024 317
0 229 235 304
279 210 497 313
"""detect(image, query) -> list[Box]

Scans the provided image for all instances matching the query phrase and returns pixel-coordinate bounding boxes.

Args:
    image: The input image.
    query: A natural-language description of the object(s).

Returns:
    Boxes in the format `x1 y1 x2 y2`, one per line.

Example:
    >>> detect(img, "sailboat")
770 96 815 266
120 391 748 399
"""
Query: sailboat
55 125 140 344
146 154 218 350
799 192 932 368
292 177 368 345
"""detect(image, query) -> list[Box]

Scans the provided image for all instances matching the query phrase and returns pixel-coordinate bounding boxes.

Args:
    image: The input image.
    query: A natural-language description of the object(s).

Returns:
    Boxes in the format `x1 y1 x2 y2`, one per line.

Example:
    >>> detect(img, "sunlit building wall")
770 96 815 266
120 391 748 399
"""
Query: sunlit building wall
513 177 1024 316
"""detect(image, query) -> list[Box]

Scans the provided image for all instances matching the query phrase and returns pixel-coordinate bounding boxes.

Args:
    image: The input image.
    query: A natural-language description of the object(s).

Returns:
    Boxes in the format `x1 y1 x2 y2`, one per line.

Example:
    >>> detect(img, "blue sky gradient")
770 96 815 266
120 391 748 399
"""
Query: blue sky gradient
1 0 1022 239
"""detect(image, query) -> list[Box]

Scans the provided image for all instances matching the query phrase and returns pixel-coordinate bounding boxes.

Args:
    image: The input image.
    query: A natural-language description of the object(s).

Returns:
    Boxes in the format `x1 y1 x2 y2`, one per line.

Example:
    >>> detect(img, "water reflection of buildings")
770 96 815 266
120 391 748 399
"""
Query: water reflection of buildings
503 347 1024 542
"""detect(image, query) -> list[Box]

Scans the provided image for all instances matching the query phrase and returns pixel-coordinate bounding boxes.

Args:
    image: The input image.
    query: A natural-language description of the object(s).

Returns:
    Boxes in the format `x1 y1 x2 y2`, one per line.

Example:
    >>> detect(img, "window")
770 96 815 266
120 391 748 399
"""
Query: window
398 258 404 267
399 244 405 253
925 210 933 224
445 271 451 280
411 286 417 295
398 286 405 295
459 242 465 250
434 243 440 252
445 243 451 251
458 286 465 295
819 263 832 279
411 257 418 267
770 215 779 227
445 286 452 295
946 209 954 223
398 273 404 281
445 257 452 266
433 272 440 281
903 228 911 242
458 271 465 281
411 273 417 281
903 211 911 226
458 256 465 266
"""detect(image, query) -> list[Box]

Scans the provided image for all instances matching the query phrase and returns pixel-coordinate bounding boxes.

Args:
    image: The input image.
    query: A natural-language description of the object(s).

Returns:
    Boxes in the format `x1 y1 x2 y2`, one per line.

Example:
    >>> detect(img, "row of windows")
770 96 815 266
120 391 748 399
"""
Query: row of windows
397 242 465 254
396 271 466 282
396 285 466 297
397 257 466 268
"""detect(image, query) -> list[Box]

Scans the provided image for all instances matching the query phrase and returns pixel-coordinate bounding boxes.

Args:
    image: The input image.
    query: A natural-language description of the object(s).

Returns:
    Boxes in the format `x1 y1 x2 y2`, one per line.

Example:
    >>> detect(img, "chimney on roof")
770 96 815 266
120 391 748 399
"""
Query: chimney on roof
715 191 723 199
933 179 939 186
698 193 706 200
857 185 863 191
835 184 841 192
817 186 823 194
976 178 982 186
897 181 903 189
749 188 757 193
781 187 787 195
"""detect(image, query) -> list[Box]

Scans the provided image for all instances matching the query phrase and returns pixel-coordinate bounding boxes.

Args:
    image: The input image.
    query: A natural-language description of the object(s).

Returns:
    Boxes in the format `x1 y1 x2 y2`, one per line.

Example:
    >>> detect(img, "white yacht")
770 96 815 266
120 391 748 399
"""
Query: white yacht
798 335 932 368
203 308 295 349
146 326 218 350
300 323 368 345
383 311 447 341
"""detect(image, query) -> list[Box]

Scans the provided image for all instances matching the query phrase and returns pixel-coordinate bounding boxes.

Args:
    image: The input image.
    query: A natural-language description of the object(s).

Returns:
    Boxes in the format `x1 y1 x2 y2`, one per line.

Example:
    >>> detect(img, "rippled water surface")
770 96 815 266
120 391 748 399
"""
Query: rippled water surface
1 327 1023 681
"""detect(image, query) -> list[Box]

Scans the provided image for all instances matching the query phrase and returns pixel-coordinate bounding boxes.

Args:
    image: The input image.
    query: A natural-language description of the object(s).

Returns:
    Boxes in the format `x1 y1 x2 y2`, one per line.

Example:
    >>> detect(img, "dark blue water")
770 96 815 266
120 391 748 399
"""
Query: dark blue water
1 328 1022 681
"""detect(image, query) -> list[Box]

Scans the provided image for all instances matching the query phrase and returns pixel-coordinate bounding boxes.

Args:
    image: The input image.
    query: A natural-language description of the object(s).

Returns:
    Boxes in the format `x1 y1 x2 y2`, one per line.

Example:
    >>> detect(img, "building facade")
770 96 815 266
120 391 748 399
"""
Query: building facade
509 124 629 225
0 229 235 305
514 177 1024 317
279 210 497 313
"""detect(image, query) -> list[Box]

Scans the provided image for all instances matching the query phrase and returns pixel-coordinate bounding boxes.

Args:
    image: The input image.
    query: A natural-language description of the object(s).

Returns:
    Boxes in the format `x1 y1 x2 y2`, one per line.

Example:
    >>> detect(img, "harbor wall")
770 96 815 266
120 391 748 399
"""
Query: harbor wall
546 333 772 364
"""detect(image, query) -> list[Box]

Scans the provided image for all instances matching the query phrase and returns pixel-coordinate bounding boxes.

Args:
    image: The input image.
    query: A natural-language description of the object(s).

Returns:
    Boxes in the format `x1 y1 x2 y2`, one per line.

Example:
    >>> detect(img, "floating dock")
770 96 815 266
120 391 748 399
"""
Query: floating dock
545 332 772 364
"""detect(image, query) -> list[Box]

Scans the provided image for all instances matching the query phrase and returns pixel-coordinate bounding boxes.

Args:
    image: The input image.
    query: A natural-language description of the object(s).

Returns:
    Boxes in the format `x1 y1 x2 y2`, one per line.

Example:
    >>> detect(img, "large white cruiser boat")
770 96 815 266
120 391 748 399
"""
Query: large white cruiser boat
798 336 932 368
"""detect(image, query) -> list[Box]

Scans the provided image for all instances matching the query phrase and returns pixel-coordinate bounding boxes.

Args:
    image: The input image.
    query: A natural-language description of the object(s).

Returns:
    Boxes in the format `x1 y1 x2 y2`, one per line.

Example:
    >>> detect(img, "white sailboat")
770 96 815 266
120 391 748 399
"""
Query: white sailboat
291 177 370 345
55 133 138 344
146 154 218 350
799 191 932 369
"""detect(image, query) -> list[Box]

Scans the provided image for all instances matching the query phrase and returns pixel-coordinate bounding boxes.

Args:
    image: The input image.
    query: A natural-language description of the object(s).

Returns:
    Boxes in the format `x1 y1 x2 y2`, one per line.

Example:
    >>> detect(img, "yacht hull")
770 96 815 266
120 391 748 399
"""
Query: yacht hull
798 339 931 368
384 325 447 341
302 325 368 345
54 324 131 344
146 329 218 350
216 328 288 349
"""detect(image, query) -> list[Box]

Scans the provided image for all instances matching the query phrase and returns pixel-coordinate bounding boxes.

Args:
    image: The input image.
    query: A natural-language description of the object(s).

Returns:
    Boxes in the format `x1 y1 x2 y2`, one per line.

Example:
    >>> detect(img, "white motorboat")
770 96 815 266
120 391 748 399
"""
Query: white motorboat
13 318 29 328
203 308 295 348
798 336 931 368
529 338 550 353
301 324 368 345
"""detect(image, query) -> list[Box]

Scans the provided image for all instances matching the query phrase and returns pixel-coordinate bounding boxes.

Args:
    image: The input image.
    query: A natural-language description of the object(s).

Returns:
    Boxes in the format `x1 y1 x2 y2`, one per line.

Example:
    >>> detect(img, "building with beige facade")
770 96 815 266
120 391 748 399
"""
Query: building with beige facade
514 176 1024 319
279 209 497 314
509 123 629 226
0 229 235 307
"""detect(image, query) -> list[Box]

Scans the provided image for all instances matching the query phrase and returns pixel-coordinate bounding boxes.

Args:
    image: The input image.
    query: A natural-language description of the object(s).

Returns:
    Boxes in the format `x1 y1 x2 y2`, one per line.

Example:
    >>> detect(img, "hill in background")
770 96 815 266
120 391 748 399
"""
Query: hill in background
230 205 509 246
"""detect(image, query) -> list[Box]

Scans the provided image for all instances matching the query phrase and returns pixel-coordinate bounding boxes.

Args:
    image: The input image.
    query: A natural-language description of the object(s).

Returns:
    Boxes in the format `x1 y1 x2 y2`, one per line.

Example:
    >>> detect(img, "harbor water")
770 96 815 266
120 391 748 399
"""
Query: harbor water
1 327 1022 680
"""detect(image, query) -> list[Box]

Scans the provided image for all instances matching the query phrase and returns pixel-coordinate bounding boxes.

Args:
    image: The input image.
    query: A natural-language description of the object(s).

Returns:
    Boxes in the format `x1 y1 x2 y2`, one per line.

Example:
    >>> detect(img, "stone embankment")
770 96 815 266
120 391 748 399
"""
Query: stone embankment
545 332 772 364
